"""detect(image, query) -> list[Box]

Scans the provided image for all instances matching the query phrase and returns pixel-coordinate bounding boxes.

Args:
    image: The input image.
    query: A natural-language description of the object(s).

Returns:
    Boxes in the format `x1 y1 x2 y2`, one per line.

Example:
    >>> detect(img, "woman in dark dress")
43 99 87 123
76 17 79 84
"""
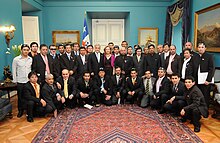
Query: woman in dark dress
103 46 115 76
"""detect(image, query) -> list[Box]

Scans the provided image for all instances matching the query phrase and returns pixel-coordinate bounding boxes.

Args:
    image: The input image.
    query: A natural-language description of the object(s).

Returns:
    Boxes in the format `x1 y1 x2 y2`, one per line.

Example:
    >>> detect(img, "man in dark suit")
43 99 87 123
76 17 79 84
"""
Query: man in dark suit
145 44 161 78
114 46 133 77
161 73 186 114
141 70 156 108
76 71 94 106
180 48 193 81
28 42 38 58
23 72 53 122
57 44 65 59
165 45 181 77
180 76 208 132
180 42 199 60
56 69 77 108
49 44 61 80
110 67 126 105
125 68 144 105
132 47 145 77
160 43 170 68
32 44 55 86
193 43 215 107
76 47 88 78
150 67 170 111
72 42 80 56
88 44 104 76
93 68 112 106
59 44 77 77
41 74 64 118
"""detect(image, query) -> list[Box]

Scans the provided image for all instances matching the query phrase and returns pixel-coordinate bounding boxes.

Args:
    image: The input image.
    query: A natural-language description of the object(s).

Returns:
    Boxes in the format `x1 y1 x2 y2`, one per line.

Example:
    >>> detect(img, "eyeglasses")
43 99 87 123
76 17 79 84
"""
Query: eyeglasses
50 48 56 50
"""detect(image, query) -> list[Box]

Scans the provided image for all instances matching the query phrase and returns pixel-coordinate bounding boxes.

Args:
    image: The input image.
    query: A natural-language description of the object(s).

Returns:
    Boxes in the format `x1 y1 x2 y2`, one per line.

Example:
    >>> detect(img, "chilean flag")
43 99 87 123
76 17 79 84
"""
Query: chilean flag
82 18 90 47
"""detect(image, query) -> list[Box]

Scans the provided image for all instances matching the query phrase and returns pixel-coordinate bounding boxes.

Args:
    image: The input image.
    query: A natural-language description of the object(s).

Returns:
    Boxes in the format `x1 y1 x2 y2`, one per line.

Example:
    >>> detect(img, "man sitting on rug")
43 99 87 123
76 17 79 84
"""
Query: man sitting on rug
93 67 112 106
56 69 77 109
125 68 144 105
76 71 94 107
110 66 126 105
160 73 186 115
41 74 64 118
150 67 170 112
180 76 208 132
23 71 53 122
140 70 156 108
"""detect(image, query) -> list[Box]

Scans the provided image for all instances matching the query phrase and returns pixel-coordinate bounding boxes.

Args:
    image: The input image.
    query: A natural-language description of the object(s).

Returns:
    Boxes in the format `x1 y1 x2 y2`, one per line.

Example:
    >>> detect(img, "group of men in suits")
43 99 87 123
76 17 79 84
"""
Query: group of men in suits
12 41 214 132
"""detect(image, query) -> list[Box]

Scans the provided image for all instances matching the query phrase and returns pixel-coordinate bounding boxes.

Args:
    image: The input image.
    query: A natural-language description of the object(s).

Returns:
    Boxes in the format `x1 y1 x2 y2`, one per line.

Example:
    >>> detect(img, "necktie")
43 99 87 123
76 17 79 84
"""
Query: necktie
85 81 88 87
33 83 39 98
64 79 68 98
96 53 100 63
132 78 135 85
146 79 150 95
43 55 50 75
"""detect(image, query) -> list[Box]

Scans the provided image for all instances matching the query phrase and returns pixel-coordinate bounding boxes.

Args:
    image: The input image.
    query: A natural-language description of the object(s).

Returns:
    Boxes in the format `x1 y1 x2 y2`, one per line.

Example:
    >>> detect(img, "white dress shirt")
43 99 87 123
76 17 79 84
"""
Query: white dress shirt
12 55 32 83
80 54 86 65
167 54 175 75
156 76 165 93
181 57 191 79
95 52 100 63
66 53 71 60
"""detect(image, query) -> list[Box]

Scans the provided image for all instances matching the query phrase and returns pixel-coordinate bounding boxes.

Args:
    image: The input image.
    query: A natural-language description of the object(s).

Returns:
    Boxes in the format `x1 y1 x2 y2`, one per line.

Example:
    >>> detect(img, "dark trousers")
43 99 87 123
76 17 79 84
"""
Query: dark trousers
64 97 76 108
111 89 127 105
150 94 169 109
93 89 112 106
183 108 202 127
163 100 187 114
17 83 26 111
27 100 53 118
198 84 210 107
126 91 144 105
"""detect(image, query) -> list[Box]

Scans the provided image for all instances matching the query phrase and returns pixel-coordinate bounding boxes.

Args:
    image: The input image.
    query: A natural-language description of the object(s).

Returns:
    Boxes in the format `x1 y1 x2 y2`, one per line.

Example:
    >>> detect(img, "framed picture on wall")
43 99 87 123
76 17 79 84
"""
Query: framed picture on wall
194 3 220 52
52 30 80 46
138 28 158 48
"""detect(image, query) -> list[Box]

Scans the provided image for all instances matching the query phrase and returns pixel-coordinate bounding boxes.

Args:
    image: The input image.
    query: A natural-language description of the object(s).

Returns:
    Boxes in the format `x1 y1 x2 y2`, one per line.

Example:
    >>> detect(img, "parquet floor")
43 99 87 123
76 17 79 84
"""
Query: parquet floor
0 96 220 143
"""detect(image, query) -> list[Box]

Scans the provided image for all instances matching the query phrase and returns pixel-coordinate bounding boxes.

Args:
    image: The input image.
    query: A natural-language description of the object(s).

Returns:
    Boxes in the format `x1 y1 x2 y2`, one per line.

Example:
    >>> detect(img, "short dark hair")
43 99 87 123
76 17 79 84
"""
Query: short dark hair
158 67 166 72
115 66 121 70
30 42 38 47
163 43 170 48
87 44 93 48
148 44 155 49
28 71 38 79
170 44 176 49
127 46 132 49
80 46 86 50
135 47 142 52
40 44 48 50
131 68 137 72
185 76 195 82
49 44 56 49
114 45 119 49
108 42 114 45
21 44 30 50
65 44 72 48
171 73 180 78
73 42 80 46
183 48 192 54
83 71 90 76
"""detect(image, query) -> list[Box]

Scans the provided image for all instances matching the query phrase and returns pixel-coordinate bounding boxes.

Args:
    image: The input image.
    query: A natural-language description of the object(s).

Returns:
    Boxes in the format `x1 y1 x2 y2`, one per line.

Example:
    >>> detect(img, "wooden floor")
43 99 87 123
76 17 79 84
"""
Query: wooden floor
0 96 220 143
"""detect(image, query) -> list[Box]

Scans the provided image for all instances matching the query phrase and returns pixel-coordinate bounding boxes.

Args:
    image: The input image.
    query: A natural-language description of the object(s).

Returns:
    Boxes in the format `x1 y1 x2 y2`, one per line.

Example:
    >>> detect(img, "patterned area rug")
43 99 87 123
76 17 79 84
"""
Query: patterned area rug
32 105 203 143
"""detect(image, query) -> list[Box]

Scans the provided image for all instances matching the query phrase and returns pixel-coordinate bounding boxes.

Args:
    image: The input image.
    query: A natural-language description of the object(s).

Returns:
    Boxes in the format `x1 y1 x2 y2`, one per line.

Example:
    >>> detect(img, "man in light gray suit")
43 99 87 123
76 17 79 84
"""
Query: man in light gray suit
140 70 156 108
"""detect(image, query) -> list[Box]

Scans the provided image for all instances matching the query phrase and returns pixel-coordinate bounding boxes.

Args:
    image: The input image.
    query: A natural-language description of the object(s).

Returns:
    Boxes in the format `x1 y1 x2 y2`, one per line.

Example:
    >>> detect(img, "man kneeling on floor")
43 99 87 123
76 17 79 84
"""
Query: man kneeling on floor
24 72 53 122
180 76 208 132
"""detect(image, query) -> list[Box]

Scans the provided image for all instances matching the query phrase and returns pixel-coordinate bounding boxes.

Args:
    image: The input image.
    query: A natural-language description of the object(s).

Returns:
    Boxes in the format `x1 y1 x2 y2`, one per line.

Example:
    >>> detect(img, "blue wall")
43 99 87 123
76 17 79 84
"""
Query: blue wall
42 1 169 47
0 0 23 79
190 0 220 67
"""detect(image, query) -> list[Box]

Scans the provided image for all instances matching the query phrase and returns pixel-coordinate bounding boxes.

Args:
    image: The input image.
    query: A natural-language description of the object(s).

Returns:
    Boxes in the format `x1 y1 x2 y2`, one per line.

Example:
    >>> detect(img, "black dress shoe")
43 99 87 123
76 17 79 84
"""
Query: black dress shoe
194 126 200 132
17 111 23 118
27 117 34 122
158 109 166 114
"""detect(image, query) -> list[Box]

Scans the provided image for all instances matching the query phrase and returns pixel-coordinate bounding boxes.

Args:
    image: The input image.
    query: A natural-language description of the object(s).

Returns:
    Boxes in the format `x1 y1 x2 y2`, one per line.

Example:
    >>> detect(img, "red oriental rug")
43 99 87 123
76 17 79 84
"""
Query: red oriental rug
32 105 203 143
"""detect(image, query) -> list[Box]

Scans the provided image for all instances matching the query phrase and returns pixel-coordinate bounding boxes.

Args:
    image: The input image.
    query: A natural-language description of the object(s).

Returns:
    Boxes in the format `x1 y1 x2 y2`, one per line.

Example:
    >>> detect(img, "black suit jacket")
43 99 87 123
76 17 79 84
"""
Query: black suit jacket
165 54 181 75
114 55 134 77
160 52 169 68
23 81 41 104
56 76 76 97
88 52 104 75
60 53 77 74
41 83 60 110
153 76 171 97
76 55 88 78
183 85 208 118
32 53 54 84
49 54 61 80
170 81 185 98
132 55 145 76
93 75 112 95
76 78 93 96
145 53 161 77
110 74 126 94
125 77 144 93
193 52 215 83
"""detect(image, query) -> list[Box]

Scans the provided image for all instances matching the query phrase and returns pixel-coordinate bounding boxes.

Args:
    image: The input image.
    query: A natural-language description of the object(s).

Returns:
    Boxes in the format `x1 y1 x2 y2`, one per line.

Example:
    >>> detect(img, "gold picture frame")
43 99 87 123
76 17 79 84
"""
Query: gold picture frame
138 28 158 48
52 30 80 46
194 3 220 52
